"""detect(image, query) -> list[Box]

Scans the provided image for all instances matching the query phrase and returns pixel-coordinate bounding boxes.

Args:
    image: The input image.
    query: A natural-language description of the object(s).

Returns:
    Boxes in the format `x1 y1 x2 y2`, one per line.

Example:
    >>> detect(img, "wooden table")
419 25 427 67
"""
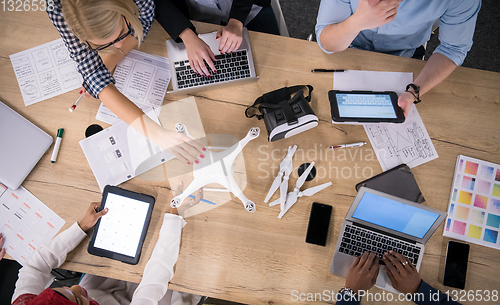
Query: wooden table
1 9 500 305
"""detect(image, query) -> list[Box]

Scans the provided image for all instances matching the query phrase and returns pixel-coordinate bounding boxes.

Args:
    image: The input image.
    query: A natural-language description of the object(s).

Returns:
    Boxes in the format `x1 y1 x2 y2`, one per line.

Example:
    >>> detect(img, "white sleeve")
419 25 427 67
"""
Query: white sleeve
11 223 87 303
131 214 187 304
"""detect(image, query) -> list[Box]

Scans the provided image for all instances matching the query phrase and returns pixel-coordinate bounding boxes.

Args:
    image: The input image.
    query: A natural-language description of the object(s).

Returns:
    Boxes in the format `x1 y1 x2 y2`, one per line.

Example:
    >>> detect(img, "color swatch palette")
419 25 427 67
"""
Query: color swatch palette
444 155 500 250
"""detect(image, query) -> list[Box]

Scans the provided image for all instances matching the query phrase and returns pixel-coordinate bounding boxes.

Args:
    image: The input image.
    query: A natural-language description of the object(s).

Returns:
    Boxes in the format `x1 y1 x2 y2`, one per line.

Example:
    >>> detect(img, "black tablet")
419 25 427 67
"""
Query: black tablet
88 185 155 265
329 90 405 123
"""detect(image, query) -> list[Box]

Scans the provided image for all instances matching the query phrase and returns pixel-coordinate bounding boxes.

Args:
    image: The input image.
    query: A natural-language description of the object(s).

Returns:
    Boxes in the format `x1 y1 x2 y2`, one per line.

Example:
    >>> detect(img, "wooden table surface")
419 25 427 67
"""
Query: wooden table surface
1 9 500 305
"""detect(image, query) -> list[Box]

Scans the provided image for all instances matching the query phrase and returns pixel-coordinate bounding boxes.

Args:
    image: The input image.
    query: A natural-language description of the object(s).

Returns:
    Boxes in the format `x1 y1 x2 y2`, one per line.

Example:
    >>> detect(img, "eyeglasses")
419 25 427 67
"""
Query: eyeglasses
90 17 131 51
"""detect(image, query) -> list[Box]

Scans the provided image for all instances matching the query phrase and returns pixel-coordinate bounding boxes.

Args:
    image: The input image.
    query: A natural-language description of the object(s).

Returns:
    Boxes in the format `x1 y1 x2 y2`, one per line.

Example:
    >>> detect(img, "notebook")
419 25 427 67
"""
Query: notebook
0 101 53 189
330 187 446 293
166 28 257 93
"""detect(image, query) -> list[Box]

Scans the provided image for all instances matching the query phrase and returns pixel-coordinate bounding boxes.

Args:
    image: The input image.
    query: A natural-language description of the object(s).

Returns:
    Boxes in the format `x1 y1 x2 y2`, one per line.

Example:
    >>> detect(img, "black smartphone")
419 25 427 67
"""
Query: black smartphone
443 240 470 289
305 202 332 246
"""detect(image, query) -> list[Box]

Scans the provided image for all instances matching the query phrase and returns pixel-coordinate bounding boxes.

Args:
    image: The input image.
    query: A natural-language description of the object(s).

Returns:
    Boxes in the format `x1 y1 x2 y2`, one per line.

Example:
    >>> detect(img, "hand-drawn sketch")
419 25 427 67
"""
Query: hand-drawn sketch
364 106 438 171
10 38 83 105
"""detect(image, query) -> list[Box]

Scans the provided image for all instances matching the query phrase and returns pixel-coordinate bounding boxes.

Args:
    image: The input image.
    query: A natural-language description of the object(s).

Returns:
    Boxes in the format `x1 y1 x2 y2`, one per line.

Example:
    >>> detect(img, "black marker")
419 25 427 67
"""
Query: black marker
311 69 347 73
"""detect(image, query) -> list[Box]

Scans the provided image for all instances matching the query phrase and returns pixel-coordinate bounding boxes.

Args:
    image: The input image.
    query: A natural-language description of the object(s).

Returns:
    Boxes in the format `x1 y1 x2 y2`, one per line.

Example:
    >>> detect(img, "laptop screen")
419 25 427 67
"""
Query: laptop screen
352 192 441 239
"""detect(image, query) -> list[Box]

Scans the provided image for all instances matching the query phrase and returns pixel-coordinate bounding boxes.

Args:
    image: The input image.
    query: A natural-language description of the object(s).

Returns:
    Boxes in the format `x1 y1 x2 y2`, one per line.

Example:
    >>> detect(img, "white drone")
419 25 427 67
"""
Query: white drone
268 161 332 218
170 124 260 212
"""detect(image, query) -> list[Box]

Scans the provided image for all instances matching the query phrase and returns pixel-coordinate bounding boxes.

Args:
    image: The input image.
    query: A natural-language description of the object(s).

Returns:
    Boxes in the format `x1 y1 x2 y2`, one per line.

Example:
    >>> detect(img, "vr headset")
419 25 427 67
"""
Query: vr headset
245 85 318 142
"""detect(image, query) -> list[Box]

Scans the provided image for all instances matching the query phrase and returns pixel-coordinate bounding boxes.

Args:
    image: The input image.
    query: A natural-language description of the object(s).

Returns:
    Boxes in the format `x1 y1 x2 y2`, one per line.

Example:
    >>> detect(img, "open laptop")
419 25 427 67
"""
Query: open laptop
0 101 53 189
166 28 257 94
330 187 446 293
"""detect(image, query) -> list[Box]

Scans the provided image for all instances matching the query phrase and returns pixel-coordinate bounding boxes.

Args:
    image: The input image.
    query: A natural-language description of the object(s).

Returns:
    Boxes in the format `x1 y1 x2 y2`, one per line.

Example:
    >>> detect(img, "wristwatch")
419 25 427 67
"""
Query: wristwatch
339 287 357 298
405 83 421 104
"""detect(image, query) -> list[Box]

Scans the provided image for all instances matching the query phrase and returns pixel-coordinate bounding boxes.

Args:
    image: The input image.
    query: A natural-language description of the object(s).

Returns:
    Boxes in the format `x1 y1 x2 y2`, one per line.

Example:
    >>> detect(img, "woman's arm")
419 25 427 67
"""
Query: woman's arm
12 203 107 303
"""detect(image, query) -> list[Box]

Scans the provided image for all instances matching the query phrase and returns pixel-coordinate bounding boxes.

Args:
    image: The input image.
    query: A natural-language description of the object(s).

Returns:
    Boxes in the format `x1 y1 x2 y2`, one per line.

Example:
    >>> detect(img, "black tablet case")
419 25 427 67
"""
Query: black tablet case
355 164 425 203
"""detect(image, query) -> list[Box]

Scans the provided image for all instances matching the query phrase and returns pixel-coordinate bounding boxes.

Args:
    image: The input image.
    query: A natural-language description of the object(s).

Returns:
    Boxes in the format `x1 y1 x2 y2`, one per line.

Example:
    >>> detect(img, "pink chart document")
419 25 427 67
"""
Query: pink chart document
0 183 65 265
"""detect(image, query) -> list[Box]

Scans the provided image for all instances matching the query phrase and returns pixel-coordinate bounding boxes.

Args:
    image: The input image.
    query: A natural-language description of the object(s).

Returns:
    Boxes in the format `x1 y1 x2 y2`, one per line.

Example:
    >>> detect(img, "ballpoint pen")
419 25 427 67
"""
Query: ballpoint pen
311 69 347 73
69 91 85 112
327 142 367 149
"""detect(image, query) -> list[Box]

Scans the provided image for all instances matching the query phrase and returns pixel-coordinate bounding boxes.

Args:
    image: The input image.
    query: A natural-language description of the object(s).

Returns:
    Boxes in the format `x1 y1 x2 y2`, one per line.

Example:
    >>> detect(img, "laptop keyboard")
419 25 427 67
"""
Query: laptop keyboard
338 224 421 266
174 50 251 90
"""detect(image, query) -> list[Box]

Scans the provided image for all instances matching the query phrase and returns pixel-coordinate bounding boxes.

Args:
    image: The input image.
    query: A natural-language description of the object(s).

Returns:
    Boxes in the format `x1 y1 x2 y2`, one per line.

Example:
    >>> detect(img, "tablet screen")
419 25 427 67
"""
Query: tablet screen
93 193 150 257
336 93 397 118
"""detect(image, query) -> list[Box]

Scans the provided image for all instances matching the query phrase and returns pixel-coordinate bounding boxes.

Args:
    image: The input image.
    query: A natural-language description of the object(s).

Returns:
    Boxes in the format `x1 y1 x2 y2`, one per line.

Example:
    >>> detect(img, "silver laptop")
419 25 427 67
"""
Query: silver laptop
0 101 53 189
166 28 257 94
330 187 446 293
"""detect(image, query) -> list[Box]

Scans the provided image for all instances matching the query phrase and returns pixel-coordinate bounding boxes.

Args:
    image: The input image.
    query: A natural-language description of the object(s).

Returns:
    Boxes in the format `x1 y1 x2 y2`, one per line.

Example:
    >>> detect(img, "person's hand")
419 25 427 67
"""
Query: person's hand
0 233 6 261
180 29 217 77
345 251 381 293
216 19 243 54
351 0 402 31
383 251 422 294
170 181 203 215
78 202 109 233
79 87 92 98
397 91 415 117
156 128 206 165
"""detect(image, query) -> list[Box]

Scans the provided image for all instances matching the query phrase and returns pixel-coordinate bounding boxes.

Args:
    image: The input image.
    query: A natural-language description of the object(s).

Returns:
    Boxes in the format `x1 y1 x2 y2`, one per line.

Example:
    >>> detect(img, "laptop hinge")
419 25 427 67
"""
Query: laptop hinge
351 222 417 245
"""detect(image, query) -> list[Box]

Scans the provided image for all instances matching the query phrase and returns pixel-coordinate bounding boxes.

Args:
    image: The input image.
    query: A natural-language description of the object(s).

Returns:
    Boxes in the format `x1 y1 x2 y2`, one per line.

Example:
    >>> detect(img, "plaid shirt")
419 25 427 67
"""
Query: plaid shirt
48 0 155 99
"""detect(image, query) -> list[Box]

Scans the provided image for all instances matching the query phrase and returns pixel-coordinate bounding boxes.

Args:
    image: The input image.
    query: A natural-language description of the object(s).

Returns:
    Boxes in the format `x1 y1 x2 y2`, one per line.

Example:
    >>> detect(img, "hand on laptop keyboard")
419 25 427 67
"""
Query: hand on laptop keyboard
345 251 381 294
179 28 217 76
216 19 244 54
382 251 422 294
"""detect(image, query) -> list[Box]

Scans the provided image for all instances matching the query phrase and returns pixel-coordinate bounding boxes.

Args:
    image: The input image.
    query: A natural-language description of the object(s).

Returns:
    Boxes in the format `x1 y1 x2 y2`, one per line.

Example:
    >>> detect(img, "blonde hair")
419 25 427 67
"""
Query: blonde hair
61 0 144 46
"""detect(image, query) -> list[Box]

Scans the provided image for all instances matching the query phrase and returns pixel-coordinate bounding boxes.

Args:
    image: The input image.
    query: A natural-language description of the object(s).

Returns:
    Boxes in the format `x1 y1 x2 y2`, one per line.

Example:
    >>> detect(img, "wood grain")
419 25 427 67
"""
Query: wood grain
1 9 499 305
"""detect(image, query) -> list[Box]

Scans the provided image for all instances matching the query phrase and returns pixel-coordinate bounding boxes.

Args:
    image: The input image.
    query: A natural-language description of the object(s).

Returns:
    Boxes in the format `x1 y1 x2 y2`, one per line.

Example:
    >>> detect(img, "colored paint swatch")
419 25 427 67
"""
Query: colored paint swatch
468 224 482 239
480 165 494 179
486 214 500 228
490 199 500 213
452 189 458 201
461 176 475 191
452 220 467 235
455 174 461 188
458 191 473 205
450 204 455 215
446 218 452 231
496 169 500 182
473 195 488 209
458 159 464 172
470 209 485 224
465 161 479 175
484 228 498 244
493 184 500 197
476 180 491 195
455 206 470 220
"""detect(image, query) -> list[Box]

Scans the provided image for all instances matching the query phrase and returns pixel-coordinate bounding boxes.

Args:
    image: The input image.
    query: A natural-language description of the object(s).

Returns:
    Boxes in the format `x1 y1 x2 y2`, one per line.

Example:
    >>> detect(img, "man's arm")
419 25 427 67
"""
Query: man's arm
398 53 457 116
316 0 400 53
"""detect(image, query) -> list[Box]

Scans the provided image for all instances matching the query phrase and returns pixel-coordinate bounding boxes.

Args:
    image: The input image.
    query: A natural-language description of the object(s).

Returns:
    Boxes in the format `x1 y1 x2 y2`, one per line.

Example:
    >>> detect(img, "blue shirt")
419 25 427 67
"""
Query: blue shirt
315 0 481 66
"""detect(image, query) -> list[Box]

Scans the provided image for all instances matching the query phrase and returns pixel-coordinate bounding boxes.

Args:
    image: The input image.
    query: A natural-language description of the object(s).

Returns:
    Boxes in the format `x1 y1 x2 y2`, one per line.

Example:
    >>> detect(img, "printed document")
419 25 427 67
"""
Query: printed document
0 183 65 265
81 108 174 191
96 50 170 124
10 38 83 106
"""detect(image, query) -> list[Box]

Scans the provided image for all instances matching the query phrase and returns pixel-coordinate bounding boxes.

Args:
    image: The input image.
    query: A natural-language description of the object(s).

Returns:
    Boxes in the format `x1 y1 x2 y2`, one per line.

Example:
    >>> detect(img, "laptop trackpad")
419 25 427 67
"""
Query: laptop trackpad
376 267 389 287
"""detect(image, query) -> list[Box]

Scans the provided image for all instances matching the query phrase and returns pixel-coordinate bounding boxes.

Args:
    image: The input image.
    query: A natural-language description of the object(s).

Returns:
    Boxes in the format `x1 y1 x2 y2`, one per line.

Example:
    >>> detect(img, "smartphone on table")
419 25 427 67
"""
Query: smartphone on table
443 240 470 289
305 202 332 246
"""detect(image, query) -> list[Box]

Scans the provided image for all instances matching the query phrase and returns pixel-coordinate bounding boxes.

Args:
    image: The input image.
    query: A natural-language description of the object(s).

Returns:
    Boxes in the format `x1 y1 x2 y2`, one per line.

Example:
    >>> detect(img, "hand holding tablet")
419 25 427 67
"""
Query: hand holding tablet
78 202 109 232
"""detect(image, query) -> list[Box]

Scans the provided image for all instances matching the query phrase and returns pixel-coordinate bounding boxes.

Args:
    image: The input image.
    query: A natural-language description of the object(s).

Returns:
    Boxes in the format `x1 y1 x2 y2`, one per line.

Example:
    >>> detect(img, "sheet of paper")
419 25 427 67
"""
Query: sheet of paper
333 70 438 170
81 108 174 191
363 105 438 170
333 70 412 96
0 183 65 265
443 155 500 250
10 38 83 106
95 50 170 124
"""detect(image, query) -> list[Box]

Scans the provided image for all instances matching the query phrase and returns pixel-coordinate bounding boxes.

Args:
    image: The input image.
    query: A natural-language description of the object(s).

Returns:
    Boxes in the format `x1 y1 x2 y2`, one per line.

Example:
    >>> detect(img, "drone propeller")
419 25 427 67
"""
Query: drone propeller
264 145 297 204
299 182 332 197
